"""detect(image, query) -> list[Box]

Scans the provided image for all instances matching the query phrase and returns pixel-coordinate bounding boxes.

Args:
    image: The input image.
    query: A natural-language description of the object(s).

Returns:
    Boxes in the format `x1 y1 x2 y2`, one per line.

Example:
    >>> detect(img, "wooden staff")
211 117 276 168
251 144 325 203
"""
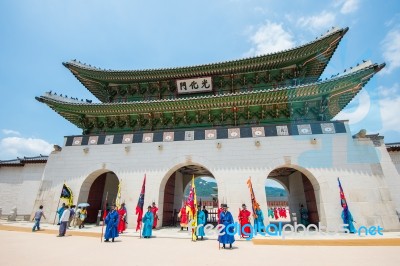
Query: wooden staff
53 181 65 225
100 192 108 242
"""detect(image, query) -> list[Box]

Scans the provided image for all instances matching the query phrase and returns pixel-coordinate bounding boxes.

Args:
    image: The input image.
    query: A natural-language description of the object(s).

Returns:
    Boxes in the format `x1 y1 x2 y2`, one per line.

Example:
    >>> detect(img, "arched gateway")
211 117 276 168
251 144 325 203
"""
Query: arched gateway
77 170 120 223
267 167 320 225
160 164 217 227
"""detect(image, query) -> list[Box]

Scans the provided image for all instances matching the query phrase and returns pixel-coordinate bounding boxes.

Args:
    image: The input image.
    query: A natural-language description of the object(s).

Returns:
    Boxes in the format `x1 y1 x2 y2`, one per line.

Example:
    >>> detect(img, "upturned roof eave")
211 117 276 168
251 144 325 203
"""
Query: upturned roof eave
37 62 383 119
62 27 348 102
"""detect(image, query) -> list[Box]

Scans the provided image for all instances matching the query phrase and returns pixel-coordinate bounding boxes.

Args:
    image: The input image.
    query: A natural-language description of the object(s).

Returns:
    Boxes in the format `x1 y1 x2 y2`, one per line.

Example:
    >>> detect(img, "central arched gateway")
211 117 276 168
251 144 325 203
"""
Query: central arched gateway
161 164 218 227
266 167 320 225
77 170 120 223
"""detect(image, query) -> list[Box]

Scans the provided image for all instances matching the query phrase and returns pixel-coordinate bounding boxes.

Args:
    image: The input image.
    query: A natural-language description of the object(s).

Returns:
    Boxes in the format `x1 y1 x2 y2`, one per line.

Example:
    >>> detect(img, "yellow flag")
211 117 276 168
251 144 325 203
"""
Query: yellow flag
185 175 197 240
116 180 122 209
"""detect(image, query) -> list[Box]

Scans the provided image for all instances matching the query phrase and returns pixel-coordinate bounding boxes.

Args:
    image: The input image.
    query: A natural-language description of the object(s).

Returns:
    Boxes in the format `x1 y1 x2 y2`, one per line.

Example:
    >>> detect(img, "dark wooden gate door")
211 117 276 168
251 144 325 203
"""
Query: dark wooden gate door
302 174 320 225
86 173 106 223
162 173 175 226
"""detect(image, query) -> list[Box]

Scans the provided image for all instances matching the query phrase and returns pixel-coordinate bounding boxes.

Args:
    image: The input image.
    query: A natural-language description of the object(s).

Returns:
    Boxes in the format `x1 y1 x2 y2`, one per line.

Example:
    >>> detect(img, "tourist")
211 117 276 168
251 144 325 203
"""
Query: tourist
268 208 274 219
79 207 87 229
151 202 159 229
74 206 82 228
57 203 65 225
197 205 205 240
142 206 154 238
273 207 279 220
178 206 188 230
238 204 251 238
32 205 46 232
202 206 209 225
68 205 75 228
218 204 235 249
254 204 265 233
117 203 127 234
300 204 309 226
58 205 70 237
104 205 119 242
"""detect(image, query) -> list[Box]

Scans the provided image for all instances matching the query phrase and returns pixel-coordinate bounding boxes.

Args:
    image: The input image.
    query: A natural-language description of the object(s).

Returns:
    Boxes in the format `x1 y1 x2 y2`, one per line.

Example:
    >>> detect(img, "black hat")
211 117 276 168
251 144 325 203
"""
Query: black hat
222 204 228 208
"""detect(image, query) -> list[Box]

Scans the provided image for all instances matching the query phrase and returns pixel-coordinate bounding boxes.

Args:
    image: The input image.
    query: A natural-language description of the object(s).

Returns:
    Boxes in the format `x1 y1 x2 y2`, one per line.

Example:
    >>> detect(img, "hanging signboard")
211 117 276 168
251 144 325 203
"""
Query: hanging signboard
176 76 213 94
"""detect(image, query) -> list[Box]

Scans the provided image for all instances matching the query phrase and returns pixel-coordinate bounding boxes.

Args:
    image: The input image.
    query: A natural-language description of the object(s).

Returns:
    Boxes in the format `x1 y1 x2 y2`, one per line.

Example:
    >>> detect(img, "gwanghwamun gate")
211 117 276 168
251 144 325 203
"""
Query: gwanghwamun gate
1 27 400 231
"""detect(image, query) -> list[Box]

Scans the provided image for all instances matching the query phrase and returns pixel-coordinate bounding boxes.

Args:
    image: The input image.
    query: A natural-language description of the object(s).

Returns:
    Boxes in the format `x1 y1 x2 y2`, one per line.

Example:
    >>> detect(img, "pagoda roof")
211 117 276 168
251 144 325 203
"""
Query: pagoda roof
63 27 348 102
36 61 384 132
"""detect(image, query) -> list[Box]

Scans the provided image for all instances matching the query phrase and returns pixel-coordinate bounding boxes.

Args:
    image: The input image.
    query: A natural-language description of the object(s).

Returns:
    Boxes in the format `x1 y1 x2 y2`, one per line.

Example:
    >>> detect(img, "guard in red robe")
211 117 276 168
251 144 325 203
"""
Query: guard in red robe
117 203 127 233
217 204 224 224
238 204 251 238
151 202 159 229
178 207 188 230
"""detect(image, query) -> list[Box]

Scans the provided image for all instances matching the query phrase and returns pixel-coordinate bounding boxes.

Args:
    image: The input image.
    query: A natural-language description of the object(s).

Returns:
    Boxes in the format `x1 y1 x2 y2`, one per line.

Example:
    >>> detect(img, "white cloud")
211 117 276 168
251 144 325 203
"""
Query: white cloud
378 84 400 133
2 129 21 136
0 137 53 160
380 28 400 75
335 84 400 137
335 0 360 14
297 11 336 32
245 21 295 57
334 90 371 124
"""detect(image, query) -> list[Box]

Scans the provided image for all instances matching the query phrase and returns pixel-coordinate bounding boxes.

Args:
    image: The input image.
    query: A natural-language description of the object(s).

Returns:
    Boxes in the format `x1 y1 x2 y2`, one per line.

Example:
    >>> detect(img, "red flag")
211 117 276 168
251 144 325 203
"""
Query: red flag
102 192 108 220
135 174 146 231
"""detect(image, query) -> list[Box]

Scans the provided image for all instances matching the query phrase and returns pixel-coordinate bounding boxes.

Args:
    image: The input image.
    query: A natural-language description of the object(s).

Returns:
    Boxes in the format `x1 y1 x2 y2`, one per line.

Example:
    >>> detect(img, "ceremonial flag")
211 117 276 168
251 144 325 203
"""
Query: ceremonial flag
246 177 259 218
135 174 146 231
338 178 347 208
185 175 197 240
60 183 73 206
102 192 108 220
116 180 122 209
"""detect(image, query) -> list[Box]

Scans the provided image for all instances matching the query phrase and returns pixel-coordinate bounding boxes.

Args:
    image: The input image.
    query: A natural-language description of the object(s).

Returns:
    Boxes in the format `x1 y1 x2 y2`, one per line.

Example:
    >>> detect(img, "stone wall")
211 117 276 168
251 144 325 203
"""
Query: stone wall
28 122 400 231
0 163 45 215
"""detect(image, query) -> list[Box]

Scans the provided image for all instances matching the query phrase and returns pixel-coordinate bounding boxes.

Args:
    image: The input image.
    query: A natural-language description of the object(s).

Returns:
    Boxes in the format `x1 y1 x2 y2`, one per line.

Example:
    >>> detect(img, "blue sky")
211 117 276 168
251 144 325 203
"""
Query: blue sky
0 0 399 160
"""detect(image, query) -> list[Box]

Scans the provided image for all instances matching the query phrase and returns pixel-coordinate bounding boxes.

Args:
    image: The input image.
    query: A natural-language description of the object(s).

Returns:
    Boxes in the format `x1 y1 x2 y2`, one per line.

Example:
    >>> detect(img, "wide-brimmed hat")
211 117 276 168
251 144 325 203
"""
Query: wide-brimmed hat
222 204 228 208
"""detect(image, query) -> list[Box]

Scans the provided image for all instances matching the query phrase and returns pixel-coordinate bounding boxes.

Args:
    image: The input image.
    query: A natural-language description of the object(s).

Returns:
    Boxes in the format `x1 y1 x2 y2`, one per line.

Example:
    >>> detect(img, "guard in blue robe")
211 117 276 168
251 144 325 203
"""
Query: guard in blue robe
104 205 119 242
254 208 265 233
342 208 356 233
142 206 154 238
218 204 235 249
300 205 309 226
197 206 205 240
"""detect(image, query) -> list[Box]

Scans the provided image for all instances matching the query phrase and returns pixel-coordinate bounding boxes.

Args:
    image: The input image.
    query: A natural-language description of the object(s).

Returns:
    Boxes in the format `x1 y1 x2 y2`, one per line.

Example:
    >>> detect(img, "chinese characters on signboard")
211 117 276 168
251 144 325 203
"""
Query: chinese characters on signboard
176 77 213 94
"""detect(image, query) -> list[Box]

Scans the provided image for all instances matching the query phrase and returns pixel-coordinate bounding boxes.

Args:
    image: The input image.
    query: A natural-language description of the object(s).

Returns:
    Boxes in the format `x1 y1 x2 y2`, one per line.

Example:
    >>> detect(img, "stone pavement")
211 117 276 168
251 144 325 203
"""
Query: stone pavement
2 219 400 241
1 220 400 266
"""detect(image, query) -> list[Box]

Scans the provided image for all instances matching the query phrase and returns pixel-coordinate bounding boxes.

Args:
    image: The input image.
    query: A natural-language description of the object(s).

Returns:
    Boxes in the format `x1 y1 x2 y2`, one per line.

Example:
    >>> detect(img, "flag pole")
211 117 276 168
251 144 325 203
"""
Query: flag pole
100 191 108 243
53 197 61 225
139 222 142 238
53 182 65 225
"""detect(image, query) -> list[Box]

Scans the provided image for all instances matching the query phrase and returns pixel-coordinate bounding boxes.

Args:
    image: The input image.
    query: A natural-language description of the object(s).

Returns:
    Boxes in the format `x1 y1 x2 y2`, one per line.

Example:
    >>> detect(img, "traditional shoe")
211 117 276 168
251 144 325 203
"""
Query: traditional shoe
112 238 115 242
104 239 109 242
229 244 232 249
